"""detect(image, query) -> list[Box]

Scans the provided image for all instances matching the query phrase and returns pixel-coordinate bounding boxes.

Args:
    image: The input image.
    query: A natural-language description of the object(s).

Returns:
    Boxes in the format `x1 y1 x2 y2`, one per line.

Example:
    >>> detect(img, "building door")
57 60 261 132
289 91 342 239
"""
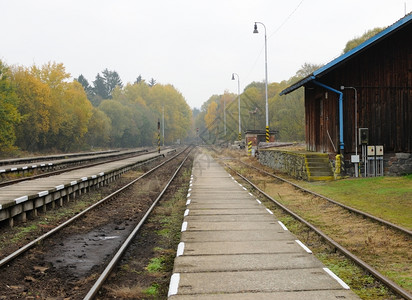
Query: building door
315 97 323 152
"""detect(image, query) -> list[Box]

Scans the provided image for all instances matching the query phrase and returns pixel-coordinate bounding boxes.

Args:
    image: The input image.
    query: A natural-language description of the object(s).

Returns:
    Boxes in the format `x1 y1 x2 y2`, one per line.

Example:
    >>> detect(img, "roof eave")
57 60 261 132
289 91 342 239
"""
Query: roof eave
279 75 315 95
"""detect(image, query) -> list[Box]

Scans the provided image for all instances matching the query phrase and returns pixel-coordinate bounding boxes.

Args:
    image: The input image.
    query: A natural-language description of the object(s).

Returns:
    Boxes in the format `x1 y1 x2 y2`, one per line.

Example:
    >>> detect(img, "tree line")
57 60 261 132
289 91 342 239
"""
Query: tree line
194 63 320 144
0 61 192 155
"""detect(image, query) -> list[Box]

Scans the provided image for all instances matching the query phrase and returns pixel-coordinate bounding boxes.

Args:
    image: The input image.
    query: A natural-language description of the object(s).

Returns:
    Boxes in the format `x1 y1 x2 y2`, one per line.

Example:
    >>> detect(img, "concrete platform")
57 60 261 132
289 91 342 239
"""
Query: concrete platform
0 149 174 225
168 151 360 299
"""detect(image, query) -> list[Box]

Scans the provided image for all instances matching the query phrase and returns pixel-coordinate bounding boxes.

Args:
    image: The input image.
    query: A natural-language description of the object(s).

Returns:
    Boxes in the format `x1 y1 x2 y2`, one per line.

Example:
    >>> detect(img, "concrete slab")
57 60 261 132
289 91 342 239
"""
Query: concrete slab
188 203 260 209
183 214 274 222
170 290 360 300
173 253 323 272
175 269 345 294
181 240 307 255
181 230 294 242
185 209 268 216
185 221 280 231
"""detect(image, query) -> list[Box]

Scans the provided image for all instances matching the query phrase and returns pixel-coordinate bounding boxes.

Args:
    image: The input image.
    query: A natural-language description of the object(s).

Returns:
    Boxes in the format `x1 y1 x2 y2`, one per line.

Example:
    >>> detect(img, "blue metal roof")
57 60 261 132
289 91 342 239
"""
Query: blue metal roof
280 13 412 96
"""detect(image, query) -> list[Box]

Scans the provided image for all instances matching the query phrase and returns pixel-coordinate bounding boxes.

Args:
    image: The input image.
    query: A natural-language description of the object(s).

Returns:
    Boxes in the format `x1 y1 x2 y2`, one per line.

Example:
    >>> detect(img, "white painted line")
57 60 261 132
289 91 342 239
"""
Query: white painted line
256 199 262 204
177 242 185 257
71 181 77 185
184 209 189 217
38 191 49 197
186 199 191 205
266 208 274 215
295 240 312 254
0 170 5 173
187 193 191 198
242 187 247 191
188 188 192 192
92 175 97 179
11 168 17 171
238 183 243 187
55 184 64 191
15 195 28 204
0 204 2 210
22 166 28 170
99 172 104 176
278 221 288 230
40 164 46 167
248 192 253 197
189 183 193 187
81 177 87 181
168 273 180 297
32 165 37 168
181 222 188 232
48 163 53 166
323 268 350 289
234 180 238 183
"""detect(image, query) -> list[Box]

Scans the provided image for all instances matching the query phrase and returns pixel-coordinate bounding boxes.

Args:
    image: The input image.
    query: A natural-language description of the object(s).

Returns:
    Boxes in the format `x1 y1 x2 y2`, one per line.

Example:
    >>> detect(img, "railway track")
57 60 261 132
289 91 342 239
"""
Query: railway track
218 154 411 300
0 146 193 299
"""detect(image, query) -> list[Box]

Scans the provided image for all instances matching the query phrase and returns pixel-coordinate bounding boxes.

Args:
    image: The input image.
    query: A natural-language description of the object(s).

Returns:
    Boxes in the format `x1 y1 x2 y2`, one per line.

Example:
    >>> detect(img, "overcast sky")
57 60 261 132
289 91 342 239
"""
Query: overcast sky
1 0 411 109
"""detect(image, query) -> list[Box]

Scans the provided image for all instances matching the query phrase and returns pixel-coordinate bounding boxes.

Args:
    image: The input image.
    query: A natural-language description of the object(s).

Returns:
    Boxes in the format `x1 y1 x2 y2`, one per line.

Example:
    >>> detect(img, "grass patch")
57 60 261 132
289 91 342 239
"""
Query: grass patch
146 257 165 273
143 283 159 296
299 175 412 229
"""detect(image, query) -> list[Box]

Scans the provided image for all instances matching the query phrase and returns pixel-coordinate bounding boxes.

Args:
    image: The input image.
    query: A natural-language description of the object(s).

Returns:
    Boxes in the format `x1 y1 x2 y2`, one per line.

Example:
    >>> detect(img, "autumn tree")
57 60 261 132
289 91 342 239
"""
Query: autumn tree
12 65 52 150
30 62 92 151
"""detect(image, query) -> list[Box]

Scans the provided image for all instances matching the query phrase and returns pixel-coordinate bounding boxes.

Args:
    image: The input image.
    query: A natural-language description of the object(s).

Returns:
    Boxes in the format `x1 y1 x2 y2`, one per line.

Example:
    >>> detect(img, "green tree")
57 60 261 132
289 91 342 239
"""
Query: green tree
102 68 123 96
85 107 112 147
92 73 109 103
343 27 384 53
0 61 20 152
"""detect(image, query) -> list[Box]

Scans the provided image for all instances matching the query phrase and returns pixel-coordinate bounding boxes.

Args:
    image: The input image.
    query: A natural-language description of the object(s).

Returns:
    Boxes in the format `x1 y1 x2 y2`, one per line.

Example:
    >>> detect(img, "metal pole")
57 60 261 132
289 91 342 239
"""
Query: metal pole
224 99 226 136
232 73 241 141
162 106 165 147
157 119 160 153
254 22 269 142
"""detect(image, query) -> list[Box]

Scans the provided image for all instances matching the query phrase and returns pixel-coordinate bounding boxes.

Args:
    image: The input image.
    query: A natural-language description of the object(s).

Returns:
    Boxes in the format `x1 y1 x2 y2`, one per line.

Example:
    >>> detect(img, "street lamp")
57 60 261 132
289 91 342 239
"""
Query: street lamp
341 86 358 177
253 21 269 142
232 73 241 141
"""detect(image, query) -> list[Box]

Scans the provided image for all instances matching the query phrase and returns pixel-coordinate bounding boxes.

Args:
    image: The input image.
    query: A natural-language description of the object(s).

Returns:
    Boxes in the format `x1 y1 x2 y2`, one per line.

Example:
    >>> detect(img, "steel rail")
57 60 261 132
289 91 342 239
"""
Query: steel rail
224 163 412 300
0 147 186 269
236 160 412 237
84 147 193 300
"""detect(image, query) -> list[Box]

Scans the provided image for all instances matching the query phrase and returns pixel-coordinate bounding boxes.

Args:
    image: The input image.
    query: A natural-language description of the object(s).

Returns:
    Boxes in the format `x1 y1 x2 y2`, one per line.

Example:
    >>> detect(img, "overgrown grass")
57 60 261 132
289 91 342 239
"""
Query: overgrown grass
299 174 412 229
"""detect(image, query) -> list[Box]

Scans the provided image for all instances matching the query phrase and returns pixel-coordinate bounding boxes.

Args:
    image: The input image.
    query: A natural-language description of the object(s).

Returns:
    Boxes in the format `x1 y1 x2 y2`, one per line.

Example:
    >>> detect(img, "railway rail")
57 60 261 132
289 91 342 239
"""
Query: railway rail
0 146 192 299
237 159 412 237
221 157 411 300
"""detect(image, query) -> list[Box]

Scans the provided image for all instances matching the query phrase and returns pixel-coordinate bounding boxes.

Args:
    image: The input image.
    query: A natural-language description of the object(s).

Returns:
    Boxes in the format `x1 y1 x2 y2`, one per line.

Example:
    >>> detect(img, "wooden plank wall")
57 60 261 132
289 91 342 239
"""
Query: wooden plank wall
304 23 411 154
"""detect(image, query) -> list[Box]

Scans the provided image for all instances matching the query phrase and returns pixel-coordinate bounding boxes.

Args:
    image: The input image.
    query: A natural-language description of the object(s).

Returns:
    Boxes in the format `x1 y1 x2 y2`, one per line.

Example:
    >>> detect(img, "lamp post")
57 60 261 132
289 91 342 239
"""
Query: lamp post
232 73 241 141
341 86 358 177
253 21 269 142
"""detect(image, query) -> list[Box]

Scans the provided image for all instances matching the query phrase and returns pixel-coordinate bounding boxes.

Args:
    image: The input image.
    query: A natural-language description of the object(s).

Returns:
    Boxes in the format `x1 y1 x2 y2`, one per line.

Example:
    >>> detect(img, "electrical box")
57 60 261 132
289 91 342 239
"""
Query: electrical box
376 145 384 156
367 145 375 156
359 128 368 145
351 155 360 163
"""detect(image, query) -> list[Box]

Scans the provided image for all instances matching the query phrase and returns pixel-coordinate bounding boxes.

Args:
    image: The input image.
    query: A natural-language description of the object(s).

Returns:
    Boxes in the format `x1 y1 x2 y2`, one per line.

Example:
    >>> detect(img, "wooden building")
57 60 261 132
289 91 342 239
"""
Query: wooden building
280 14 412 175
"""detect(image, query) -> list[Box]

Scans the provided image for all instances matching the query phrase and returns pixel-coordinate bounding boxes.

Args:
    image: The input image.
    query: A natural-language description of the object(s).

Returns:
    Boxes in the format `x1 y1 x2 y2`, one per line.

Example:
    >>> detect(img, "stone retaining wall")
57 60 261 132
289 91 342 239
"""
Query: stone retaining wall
258 149 308 180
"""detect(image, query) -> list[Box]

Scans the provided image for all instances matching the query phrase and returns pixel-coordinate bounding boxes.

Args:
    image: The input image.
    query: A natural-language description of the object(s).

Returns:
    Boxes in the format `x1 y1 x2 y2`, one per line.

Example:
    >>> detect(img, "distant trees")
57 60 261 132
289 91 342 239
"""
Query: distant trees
0 61 191 156
194 63 324 143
